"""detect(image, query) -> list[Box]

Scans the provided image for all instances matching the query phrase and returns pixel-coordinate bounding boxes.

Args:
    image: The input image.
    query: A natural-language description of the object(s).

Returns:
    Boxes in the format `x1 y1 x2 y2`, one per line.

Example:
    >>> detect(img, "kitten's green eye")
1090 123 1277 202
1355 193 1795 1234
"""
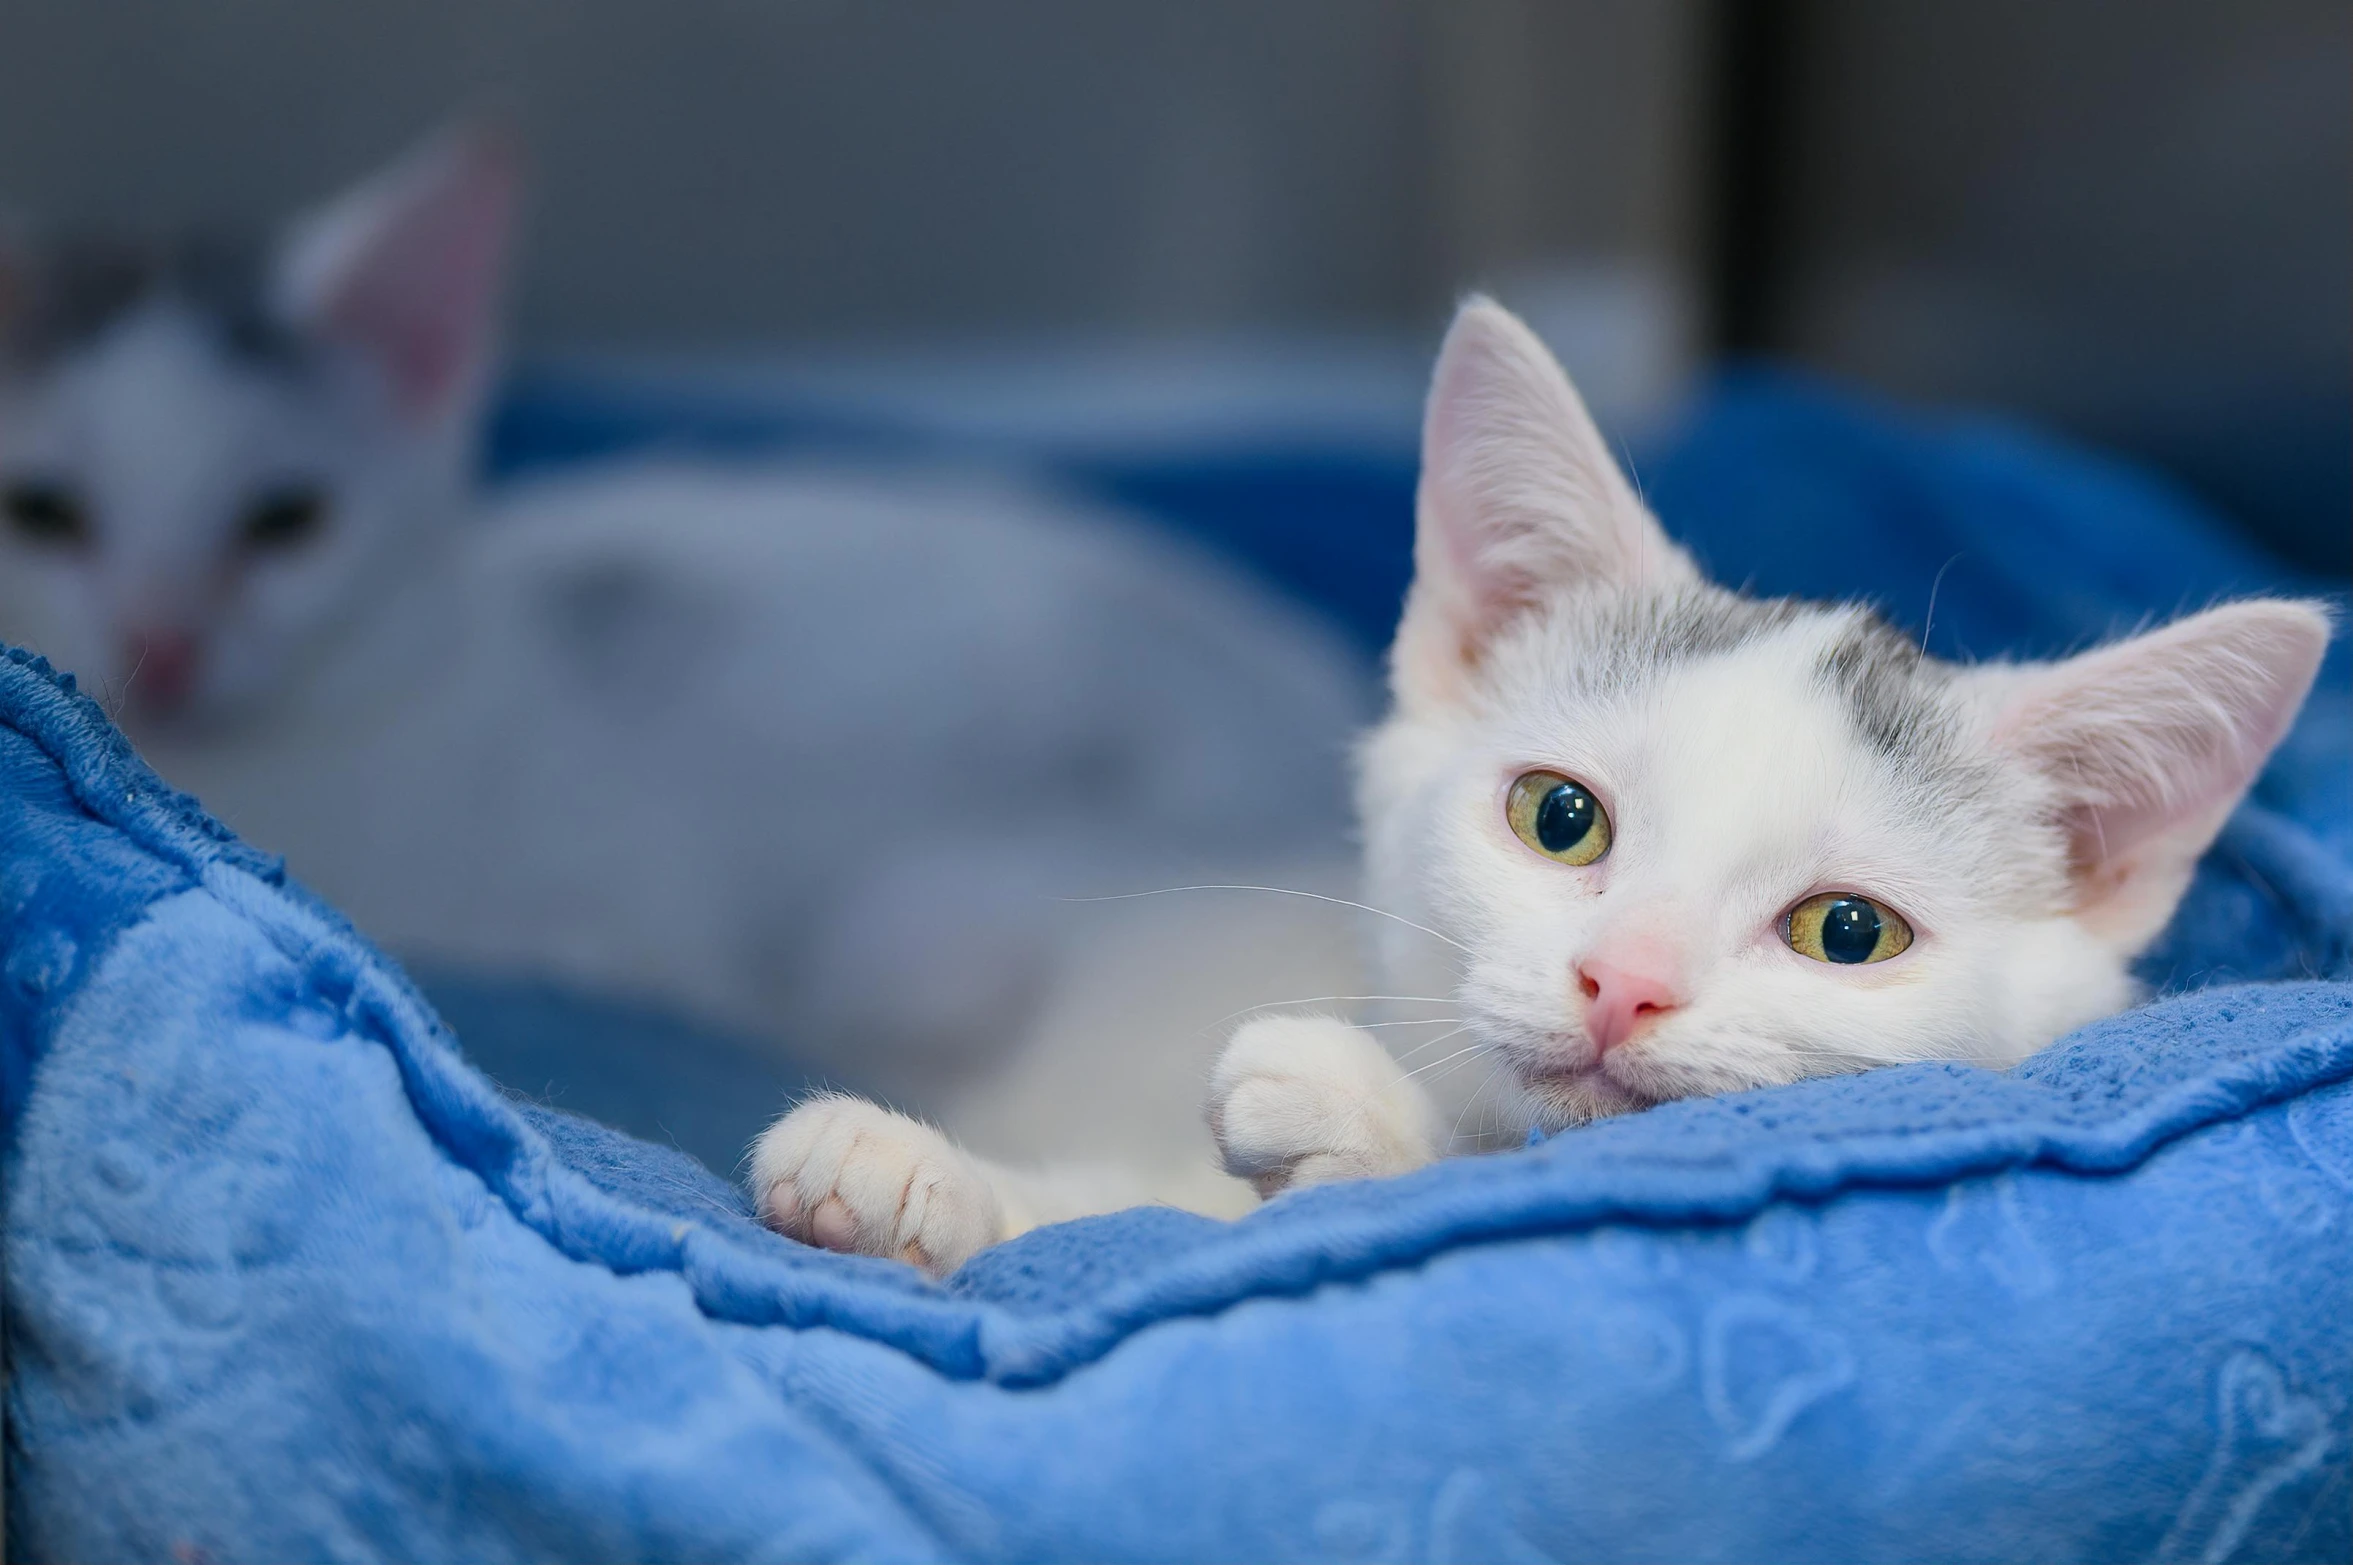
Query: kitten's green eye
1506 770 1612 866
1785 893 1913 965
5 481 90 548
240 486 329 553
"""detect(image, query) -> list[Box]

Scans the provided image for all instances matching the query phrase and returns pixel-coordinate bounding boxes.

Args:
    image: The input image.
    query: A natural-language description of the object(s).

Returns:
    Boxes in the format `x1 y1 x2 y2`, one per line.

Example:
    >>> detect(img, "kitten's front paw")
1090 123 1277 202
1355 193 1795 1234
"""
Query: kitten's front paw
750 1095 1004 1276
1206 1015 1442 1198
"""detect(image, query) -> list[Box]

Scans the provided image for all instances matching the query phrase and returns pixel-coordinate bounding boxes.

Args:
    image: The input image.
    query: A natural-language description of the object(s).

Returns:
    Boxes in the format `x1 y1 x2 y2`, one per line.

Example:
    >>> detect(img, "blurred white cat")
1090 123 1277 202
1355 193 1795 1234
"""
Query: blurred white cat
0 125 1375 1107
751 298 2330 1274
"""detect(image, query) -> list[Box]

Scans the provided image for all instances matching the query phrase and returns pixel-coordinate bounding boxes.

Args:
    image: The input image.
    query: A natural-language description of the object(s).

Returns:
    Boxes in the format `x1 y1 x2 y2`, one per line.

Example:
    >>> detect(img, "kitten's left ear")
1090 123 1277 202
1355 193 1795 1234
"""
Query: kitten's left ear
275 121 519 425
1394 297 1696 708
1985 599 2331 951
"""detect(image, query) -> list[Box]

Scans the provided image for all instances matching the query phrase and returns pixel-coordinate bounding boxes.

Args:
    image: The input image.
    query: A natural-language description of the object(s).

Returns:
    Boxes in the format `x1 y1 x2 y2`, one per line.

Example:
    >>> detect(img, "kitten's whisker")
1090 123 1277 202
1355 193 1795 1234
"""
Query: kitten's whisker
1449 1062 1511 1148
1348 1016 1465 1032
1773 1033 1919 1061
1777 1042 1917 1067
1205 994 1459 1032
1374 1026 1468 1073
1060 884 1471 954
1392 1033 1483 1080
1920 551 1964 654
1409 1042 1495 1087
101 643 152 722
1388 1025 1473 1065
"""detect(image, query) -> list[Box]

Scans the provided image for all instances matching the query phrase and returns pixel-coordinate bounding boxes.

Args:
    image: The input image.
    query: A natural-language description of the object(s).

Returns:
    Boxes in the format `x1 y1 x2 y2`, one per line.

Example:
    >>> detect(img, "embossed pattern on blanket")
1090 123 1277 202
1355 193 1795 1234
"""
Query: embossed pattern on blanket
4 375 2348 1563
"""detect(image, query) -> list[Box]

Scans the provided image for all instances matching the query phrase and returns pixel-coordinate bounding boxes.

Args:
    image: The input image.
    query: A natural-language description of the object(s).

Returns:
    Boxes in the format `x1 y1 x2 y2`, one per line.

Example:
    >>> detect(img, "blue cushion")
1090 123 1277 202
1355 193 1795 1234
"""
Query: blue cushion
7 376 2349 1563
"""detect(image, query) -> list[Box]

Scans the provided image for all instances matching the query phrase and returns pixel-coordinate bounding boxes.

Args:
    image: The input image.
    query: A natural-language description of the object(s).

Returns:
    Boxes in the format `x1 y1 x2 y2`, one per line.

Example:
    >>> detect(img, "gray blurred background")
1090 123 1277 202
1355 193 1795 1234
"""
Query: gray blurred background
0 0 2342 570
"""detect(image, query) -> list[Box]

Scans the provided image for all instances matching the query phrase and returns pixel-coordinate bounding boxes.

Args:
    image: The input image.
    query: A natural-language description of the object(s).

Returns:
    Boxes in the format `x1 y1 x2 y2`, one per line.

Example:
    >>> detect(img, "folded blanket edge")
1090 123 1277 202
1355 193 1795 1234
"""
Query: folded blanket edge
10 639 2353 1390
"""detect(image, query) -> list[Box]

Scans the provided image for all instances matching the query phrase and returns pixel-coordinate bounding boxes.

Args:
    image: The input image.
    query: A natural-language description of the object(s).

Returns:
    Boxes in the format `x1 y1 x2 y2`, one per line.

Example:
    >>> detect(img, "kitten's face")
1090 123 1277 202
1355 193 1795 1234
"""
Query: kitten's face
1370 590 2116 1127
0 299 440 727
1364 300 2327 1132
0 125 511 732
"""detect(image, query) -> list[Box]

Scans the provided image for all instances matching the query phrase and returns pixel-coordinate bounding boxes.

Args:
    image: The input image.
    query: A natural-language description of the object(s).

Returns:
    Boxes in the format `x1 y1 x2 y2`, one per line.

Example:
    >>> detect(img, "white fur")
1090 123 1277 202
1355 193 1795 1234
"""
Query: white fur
757 298 2329 1273
0 128 504 727
1363 604 2104 1137
0 130 1374 1107
1977 602 2330 950
756 1090 1251 1276
1347 300 2326 1145
0 297 466 724
1206 1013 1443 1196
753 1094 1008 1273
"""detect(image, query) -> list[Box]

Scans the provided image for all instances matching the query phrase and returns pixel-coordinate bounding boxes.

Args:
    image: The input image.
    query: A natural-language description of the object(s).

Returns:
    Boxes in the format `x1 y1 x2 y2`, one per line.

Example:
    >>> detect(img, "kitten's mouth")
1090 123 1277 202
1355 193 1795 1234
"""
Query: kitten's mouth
1469 1011 1658 1127
1515 1058 1652 1126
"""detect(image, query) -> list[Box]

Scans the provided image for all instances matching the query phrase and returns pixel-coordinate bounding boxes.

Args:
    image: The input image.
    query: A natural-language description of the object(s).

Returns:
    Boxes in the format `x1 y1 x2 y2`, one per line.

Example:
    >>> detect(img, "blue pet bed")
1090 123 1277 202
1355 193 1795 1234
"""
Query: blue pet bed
6 376 2349 1563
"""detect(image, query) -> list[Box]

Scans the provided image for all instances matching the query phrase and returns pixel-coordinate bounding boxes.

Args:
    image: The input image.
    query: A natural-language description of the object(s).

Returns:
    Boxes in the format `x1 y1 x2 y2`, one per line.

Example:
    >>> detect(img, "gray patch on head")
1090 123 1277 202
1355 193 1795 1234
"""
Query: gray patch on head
1817 611 1946 759
1554 582 1988 795
4 232 306 366
1573 585 1812 695
1643 589 1812 665
1808 608 2019 825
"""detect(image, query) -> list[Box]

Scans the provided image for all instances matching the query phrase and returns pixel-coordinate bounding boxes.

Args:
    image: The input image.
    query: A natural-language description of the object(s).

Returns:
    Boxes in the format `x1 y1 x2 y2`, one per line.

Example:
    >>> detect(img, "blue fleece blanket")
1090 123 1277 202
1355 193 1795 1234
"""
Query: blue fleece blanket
5 376 2349 1563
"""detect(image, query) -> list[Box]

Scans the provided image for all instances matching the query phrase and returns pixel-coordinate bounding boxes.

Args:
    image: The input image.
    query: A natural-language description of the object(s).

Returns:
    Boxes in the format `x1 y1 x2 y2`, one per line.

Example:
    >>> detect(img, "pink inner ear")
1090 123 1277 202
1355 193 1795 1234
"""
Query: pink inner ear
1406 298 1687 685
1992 600 2329 937
312 138 515 422
1418 310 1559 623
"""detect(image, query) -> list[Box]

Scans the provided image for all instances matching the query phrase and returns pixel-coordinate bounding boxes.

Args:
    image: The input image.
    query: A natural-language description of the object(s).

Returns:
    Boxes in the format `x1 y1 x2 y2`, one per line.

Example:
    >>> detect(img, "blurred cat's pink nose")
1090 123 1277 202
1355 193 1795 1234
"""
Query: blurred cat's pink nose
124 629 202 714
1576 957 1683 1055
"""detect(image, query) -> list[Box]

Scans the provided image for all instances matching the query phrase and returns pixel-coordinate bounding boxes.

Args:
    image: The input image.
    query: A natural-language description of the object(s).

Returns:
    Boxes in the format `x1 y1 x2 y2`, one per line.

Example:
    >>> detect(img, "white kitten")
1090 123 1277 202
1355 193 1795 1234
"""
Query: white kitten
0 127 1374 1099
0 125 505 730
755 297 2330 1274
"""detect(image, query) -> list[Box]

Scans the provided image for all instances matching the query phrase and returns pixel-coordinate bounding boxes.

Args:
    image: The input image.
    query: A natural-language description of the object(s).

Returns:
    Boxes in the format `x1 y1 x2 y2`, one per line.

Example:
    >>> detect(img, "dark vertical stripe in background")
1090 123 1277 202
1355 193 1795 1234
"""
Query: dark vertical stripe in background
1707 0 1801 358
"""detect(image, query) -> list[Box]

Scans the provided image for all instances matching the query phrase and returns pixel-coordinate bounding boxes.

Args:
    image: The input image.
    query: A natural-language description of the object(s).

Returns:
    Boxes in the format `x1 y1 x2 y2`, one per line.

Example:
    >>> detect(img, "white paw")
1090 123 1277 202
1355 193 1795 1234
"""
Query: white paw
749 1095 1004 1276
1205 1015 1442 1198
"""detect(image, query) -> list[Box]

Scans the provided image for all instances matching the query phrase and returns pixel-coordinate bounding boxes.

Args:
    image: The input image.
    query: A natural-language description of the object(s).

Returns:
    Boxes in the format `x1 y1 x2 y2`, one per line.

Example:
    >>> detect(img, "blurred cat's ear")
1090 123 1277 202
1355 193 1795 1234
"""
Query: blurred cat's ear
1394 296 1695 706
1984 599 2330 952
276 121 519 426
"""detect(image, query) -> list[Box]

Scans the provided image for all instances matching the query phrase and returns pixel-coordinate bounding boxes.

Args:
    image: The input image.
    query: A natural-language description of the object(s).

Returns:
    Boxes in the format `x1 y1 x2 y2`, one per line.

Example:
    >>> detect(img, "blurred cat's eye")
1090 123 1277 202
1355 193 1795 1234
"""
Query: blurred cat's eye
1506 769 1612 866
240 485 330 553
4 481 91 549
1784 892 1913 965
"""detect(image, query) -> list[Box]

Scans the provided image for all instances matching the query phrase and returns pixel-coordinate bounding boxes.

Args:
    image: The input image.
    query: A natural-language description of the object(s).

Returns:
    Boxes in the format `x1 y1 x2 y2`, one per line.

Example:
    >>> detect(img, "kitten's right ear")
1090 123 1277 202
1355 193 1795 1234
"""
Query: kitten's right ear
1985 598 2331 954
275 121 519 426
1393 297 1695 708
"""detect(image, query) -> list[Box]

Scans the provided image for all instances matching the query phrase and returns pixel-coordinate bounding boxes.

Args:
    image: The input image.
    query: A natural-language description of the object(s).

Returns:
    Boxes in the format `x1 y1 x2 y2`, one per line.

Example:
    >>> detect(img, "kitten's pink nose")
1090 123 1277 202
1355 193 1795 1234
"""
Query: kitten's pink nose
1576 957 1683 1055
123 629 202 716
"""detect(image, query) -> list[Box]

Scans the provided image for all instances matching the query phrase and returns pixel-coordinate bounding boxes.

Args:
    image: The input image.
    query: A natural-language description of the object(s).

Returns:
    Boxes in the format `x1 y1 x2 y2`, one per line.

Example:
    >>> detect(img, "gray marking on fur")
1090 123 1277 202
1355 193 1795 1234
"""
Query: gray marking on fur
1574 586 1809 696
1550 583 1996 810
1818 611 1943 759
4 233 306 366
1811 607 2005 817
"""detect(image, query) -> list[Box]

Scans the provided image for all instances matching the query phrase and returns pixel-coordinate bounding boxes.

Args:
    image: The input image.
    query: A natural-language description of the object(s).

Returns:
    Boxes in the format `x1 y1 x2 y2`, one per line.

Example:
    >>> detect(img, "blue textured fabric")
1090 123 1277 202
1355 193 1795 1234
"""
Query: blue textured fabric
6 377 2350 1563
